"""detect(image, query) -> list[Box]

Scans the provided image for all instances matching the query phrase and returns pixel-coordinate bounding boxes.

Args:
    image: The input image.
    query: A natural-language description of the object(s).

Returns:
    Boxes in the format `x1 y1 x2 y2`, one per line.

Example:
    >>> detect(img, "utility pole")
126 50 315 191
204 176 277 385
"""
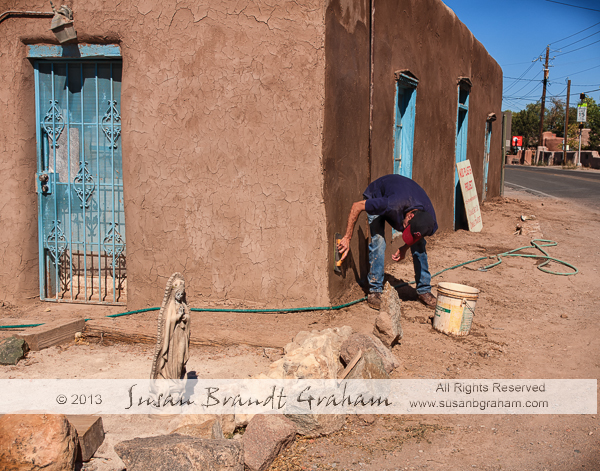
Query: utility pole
537 45 550 163
563 79 571 165
577 93 586 167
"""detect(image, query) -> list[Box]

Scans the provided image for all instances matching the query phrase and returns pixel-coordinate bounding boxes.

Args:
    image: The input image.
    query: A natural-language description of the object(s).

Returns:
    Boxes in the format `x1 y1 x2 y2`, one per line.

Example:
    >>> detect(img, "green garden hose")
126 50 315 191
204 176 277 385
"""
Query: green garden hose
0 239 578 329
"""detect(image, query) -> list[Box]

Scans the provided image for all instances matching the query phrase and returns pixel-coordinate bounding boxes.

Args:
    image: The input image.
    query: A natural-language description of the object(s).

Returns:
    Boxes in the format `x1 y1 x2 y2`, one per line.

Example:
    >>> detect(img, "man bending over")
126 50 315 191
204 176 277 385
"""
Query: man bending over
337 174 438 310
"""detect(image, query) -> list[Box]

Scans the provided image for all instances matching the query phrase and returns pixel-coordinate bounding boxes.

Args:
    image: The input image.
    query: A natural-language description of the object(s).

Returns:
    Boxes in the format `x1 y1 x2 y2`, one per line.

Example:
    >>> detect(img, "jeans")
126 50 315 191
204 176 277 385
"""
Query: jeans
367 214 432 295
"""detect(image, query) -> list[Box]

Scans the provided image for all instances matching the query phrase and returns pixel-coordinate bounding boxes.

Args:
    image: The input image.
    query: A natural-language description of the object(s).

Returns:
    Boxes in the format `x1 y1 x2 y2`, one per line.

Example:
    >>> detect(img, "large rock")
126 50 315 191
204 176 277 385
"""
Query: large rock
340 333 399 374
373 282 403 347
172 418 224 439
114 435 243 471
261 327 351 437
284 414 345 438
242 415 296 471
0 414 78 471
346 349 390 379
0 336 28 365
168 414 235 437
272 326 353 379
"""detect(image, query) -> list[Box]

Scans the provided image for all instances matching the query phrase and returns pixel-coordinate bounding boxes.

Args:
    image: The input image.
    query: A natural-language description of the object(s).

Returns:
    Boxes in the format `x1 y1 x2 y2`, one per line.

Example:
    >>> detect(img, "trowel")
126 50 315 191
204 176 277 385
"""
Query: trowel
334 232 343 273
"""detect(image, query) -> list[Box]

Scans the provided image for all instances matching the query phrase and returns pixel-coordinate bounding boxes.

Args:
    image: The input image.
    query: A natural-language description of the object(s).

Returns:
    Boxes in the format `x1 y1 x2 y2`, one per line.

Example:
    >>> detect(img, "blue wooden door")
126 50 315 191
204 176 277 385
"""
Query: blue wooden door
393 75 417 179
454 84 470 229
482 121 492 201
35 61 126 304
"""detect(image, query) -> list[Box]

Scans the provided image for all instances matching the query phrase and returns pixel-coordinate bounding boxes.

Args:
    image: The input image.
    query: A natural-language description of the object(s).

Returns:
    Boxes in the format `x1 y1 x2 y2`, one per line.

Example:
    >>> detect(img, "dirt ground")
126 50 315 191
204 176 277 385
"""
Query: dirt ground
1 185 599 470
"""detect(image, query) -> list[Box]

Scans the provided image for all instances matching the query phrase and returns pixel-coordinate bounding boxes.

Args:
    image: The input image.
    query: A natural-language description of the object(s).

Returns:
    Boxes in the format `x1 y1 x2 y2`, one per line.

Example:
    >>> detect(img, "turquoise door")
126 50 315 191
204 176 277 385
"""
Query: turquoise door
393 74 418 179
392 73 418 236
454 83 470 230
35 60 126 304
482 121 492 201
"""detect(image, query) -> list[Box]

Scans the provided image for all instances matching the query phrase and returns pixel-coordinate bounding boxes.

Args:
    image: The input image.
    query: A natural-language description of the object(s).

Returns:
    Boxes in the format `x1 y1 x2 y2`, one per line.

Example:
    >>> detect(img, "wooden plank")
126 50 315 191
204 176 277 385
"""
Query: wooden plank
338 349 362 383
15 319 85 351
66 415 105 462
84 319 285 349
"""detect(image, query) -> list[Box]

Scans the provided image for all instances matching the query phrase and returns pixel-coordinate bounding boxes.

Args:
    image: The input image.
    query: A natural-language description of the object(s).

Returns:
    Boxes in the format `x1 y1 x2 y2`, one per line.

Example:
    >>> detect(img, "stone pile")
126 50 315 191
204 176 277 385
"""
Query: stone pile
0 284 404 470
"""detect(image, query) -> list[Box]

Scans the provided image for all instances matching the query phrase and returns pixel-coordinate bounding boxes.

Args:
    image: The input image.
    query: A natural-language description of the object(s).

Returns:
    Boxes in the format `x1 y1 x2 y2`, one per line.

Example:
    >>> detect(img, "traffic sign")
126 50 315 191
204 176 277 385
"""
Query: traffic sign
577 104 587 123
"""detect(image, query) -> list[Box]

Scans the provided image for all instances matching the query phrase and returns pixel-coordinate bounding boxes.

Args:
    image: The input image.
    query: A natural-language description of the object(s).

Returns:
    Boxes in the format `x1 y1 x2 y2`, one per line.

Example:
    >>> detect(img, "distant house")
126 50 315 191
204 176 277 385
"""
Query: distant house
543 130 591 152
0 0 502 310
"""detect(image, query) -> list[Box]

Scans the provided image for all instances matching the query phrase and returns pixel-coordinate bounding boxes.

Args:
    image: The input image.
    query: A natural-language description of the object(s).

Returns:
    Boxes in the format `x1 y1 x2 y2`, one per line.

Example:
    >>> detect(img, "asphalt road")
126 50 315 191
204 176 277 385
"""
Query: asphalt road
504 165 600 210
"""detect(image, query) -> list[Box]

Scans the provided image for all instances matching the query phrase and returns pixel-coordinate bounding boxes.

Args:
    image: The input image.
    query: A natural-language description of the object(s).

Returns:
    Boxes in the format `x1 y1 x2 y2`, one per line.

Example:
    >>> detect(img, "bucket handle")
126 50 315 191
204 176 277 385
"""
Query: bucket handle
461 298 476 315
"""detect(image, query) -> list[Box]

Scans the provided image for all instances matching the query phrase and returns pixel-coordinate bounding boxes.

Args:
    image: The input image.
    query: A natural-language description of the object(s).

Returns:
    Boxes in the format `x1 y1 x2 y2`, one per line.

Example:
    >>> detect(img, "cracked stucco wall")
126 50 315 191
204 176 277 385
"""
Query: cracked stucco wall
371 0 503 231
324 0 503 301
0 0 330 309
323 0 371 303
0 1 40 301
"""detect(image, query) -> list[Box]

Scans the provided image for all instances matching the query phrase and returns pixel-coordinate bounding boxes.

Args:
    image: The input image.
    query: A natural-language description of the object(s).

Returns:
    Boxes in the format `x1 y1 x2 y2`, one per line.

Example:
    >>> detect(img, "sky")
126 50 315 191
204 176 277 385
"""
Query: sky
442 0 600 112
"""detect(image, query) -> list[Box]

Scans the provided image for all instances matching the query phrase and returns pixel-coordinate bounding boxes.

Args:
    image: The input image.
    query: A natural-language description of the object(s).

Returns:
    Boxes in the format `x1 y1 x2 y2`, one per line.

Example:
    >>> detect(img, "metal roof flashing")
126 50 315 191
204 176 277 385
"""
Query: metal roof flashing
27 44 121 59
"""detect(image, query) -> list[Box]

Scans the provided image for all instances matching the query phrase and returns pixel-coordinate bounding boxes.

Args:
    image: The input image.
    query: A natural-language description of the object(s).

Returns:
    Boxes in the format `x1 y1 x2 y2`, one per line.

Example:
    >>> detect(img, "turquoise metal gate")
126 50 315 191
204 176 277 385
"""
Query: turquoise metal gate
35 60 126 304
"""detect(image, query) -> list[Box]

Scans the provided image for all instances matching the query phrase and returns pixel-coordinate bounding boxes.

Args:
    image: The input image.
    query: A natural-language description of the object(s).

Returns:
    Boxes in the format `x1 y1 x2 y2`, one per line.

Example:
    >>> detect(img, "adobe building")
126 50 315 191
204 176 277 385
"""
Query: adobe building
0 0 502 310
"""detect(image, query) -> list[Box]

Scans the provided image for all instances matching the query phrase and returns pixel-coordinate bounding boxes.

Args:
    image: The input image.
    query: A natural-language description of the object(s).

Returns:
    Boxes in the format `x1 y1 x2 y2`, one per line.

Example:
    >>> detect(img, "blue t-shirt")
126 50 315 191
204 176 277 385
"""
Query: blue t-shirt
363 174 438 234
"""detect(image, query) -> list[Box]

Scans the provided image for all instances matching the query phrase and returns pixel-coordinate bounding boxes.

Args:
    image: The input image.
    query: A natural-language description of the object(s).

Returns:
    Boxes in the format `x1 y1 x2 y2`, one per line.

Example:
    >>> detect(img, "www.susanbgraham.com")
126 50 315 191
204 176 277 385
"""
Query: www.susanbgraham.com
125 384 393 410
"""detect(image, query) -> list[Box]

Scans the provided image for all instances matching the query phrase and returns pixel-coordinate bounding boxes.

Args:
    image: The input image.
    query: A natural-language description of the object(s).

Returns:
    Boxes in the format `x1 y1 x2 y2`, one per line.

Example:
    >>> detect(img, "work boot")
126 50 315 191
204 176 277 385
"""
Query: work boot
367 292 382 310
418 292 437 310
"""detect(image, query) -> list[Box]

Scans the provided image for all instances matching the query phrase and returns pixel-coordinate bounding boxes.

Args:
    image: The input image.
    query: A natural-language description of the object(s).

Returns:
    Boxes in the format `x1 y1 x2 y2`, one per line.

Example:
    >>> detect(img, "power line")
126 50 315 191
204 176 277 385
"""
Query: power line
554 63 600 79
543 0 600 12
554 54 600 66
504 84 544 99
504 96 544 101
503 76 541 82
550 86 569 99
507 76 543 98
501 60 540 66
551 29 600 51
503 48 546 94
555 38 600 56
550 21 600 45
584 87 600 93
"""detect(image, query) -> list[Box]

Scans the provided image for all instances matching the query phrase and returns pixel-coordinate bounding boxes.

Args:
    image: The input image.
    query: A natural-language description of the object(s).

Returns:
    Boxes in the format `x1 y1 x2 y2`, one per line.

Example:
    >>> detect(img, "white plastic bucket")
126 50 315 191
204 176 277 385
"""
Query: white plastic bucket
433 282 480 336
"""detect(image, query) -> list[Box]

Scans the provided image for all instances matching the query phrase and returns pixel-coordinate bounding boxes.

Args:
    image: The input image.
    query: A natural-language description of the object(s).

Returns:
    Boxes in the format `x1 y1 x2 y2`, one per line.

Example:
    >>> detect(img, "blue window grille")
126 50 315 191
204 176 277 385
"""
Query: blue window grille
34 56 126 304
454 78 471 229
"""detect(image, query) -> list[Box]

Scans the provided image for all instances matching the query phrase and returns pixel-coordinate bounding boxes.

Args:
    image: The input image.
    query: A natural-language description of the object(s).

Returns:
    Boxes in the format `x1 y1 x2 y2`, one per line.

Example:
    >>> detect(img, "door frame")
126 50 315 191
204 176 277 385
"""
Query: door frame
30 44 126 305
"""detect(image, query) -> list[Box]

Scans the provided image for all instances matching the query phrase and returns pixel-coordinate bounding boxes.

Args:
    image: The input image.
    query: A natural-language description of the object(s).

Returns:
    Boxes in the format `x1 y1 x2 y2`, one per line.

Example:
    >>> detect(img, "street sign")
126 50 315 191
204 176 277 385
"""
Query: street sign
512 136 523 147
456 160 482 233
577 104 587 123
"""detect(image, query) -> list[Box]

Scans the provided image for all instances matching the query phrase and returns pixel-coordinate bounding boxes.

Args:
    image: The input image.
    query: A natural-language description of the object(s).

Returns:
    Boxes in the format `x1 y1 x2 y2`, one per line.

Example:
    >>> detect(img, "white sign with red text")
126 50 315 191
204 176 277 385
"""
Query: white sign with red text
456 160 482 232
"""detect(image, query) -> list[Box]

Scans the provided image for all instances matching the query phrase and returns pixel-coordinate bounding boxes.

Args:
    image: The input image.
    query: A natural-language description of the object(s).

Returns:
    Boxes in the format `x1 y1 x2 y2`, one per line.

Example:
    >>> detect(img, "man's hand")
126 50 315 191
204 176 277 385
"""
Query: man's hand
338 201 366 262
337 236 351 261
392 245 409 262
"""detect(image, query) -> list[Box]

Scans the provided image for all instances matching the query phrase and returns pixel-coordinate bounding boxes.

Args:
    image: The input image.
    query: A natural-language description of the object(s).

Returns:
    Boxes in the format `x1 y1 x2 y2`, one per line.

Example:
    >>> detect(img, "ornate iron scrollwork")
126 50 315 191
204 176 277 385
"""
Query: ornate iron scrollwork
101 100 121 148
42 100 65 148
73 161 95 208
103 222 125 258
45 220 67 265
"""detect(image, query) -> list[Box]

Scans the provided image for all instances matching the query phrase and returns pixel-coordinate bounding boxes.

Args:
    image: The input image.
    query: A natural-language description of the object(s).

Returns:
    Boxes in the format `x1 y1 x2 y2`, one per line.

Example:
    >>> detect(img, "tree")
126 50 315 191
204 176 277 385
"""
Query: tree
510 103 541 148
581 97 599 152
545 97 565 136
559 122 580 150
